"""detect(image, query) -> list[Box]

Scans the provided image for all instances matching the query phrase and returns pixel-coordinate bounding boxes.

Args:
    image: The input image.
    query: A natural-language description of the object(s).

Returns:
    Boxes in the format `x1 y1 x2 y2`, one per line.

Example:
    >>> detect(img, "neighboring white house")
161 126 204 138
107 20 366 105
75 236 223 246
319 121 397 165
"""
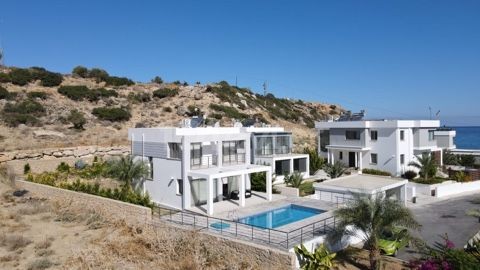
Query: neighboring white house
128 127 273 215
315 119 456 177
243 127 310 182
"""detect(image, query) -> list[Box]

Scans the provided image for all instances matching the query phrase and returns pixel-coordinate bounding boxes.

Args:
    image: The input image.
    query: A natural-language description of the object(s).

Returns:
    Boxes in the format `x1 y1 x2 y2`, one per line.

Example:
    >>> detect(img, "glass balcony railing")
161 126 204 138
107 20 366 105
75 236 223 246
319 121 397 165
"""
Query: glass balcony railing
190 155 218 169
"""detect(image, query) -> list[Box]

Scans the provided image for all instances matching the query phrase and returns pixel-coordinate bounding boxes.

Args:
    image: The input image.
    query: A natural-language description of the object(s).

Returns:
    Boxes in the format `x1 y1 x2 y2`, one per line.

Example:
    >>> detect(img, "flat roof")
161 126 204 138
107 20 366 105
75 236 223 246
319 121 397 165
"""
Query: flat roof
314 174 407 194
315 119 440 129
188 164 271 178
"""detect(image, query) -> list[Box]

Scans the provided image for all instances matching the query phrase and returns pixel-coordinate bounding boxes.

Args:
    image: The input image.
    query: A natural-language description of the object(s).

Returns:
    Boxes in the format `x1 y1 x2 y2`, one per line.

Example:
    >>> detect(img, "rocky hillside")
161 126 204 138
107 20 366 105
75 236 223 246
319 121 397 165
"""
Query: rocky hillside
0 66 343 152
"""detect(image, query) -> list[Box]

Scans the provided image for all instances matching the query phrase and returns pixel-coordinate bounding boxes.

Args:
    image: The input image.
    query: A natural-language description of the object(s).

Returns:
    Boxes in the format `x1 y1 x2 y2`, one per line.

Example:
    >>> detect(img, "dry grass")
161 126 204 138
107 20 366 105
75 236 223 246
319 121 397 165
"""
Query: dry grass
0 233 33 251
27 258 53 270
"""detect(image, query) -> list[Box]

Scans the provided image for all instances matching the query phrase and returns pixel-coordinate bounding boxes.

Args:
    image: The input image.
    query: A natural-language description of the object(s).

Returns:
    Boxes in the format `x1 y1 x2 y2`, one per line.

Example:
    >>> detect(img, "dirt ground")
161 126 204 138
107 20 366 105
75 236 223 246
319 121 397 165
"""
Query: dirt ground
0 167 408 270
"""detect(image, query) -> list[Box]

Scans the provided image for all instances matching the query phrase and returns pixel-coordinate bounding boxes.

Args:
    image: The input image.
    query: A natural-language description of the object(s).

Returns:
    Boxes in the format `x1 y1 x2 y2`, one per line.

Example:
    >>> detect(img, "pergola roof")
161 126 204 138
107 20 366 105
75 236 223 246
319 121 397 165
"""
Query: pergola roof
188 164 271 179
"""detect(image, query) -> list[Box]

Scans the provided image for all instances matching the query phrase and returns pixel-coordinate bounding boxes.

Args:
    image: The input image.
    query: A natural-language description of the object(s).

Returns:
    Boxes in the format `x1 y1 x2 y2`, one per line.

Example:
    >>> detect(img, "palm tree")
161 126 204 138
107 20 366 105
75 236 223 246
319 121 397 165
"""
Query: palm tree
284 171 305 188
328 193 420 270
107 155 150 191
324 161 347 179
408 153 437 181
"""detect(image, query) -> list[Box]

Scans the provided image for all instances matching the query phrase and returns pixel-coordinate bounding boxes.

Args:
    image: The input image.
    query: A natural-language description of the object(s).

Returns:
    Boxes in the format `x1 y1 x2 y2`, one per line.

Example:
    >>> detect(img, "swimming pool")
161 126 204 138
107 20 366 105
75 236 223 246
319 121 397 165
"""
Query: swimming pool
237 204 324 229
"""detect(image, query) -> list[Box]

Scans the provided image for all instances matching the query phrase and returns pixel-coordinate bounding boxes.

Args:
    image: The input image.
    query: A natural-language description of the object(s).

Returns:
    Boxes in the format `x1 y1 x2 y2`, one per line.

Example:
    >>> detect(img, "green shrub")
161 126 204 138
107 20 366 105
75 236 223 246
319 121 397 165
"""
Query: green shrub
72 65 89 78
210 113 223 120
38 71 63 87
209 104 248 119
0 72 10 83
403 170 417 180
58 86 117 101
88 68 109 82
56 162 70 173
362 168 392 176
304 148 325 174
104 76 134 86
27 91 48 100
128 92 151 103
92 107 131 122
299 182 314 196
172 80 181 85
163 106 172 113
67 109 86 129
58 85 91 101
152 88 178 99
24 163 31 174
3 113 40 127
151 76 163 84
3 100 45 115
0 86 9 99
9 68 33 86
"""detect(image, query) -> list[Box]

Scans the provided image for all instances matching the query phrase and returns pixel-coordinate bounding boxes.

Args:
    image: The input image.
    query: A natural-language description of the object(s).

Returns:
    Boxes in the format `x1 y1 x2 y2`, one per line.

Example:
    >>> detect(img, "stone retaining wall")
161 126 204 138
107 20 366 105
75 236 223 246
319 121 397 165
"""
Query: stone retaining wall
0 145 130 163
15 179 152 226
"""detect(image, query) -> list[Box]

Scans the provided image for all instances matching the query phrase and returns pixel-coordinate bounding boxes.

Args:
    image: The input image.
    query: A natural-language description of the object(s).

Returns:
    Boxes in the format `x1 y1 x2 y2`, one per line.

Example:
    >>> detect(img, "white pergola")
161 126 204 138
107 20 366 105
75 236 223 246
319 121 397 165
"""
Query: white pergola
326 145 371 171
188 164 272 215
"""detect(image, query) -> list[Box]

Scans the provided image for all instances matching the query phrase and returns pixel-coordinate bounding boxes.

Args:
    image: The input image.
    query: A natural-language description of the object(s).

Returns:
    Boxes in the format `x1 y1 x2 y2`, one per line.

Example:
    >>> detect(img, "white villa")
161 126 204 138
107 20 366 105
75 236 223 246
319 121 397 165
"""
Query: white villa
128 126 309 215
315 119 456 177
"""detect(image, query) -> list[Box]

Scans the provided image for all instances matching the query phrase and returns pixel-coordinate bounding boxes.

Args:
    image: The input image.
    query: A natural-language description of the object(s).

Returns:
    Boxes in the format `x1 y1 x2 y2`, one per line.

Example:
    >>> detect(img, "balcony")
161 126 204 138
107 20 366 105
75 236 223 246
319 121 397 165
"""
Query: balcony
222 153 246 166
274 147 291 155
191 155 218 170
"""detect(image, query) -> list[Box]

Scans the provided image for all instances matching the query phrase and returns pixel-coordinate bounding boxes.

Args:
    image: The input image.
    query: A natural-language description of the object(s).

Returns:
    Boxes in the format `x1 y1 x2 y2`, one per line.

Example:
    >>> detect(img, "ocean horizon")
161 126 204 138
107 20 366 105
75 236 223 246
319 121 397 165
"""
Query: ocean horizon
451 126 480 150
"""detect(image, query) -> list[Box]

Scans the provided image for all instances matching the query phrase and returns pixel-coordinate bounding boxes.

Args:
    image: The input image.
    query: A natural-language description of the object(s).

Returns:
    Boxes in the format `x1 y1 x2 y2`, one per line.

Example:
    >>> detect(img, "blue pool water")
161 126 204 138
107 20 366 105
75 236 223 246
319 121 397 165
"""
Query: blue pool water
237 204 324 229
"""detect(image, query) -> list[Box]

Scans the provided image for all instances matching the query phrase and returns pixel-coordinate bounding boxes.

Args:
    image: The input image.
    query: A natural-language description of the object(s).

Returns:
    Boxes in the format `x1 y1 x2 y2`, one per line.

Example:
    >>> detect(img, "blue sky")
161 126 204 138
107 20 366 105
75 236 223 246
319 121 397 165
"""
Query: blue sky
1 0 479 125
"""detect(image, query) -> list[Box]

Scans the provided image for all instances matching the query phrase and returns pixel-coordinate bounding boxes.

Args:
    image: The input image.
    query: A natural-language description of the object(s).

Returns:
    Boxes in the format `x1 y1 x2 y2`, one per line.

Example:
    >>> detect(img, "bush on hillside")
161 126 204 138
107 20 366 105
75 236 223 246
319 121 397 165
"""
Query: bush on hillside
151 76 163 84
92 107 131 122
39 71 63 87
209 104 248 119
67 109 86 130
104 76 134 86
152 88 178 99
0 86 9 99
9 68 33 86
0 72 10 83
3 113 40 127
58 86 117 101
58 85 91 101
128 92 151 103
72 66 89 78
88 68 109 82
362 168 392 176
3 100 45 115
163 106 172 113
27 91 48 100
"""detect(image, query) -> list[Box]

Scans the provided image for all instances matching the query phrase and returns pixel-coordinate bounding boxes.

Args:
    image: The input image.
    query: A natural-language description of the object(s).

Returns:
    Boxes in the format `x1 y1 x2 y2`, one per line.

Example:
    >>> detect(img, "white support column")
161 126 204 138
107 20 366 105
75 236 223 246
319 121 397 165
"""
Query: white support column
217 141 223 167
216 177 223 201
239 174 246 207
327 149 330 164
439 150 443 166
207 176 214 215
358 152 363 174
354 151 358 168
331 150 335 164
266 169 272 201
289 158 294 175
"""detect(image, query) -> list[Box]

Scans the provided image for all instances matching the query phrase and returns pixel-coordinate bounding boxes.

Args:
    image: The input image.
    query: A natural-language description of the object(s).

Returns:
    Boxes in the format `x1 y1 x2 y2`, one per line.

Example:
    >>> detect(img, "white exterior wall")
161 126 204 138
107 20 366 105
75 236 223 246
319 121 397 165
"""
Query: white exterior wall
145 158 183 209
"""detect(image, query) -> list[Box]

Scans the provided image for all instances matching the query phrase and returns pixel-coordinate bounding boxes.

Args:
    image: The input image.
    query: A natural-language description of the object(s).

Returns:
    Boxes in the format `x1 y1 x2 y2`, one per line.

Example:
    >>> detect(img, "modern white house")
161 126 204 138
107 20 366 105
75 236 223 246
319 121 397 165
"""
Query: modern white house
315 119 456 177
128 127 273 215
244 127 310 182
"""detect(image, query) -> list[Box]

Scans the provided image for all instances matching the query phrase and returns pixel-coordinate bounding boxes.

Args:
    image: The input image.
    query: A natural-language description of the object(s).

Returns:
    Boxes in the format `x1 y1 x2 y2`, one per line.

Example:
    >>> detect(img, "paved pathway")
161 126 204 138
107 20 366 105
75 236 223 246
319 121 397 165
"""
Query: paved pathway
398 192 480 260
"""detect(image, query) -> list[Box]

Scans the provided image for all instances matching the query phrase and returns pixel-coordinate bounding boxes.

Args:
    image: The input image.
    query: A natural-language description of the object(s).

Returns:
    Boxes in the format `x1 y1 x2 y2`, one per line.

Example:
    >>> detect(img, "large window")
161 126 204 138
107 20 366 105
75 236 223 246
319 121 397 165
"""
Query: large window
339 152 343 160
370 153 378 164
223 140 245 164
275 136 291 154
275 160 290 175
169 143 182 159
370 130 378 141
400 154 405 165
319 130 330 152
293 158 307 173
190 143 202 166
346 130 360 140
400 130 405 141
256 137 273 156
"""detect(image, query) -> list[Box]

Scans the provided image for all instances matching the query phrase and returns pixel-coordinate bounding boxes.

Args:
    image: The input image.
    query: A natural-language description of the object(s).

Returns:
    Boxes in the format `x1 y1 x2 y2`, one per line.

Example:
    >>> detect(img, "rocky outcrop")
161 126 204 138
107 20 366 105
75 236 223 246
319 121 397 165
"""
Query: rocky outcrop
0 145 130 163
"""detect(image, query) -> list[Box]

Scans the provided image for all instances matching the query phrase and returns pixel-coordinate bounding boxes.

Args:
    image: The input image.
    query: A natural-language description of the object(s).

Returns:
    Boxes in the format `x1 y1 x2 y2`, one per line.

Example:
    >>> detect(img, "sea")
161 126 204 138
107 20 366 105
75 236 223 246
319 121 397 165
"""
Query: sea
453 126 480 150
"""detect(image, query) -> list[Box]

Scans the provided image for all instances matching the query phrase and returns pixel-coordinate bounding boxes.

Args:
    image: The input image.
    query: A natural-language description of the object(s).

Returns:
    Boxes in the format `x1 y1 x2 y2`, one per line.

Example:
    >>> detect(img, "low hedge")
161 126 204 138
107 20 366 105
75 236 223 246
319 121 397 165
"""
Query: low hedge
58 86 117 101
27 91 49 100
362 168 392 176
209 104 248 119
92 107 131 122
3 99 45 115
